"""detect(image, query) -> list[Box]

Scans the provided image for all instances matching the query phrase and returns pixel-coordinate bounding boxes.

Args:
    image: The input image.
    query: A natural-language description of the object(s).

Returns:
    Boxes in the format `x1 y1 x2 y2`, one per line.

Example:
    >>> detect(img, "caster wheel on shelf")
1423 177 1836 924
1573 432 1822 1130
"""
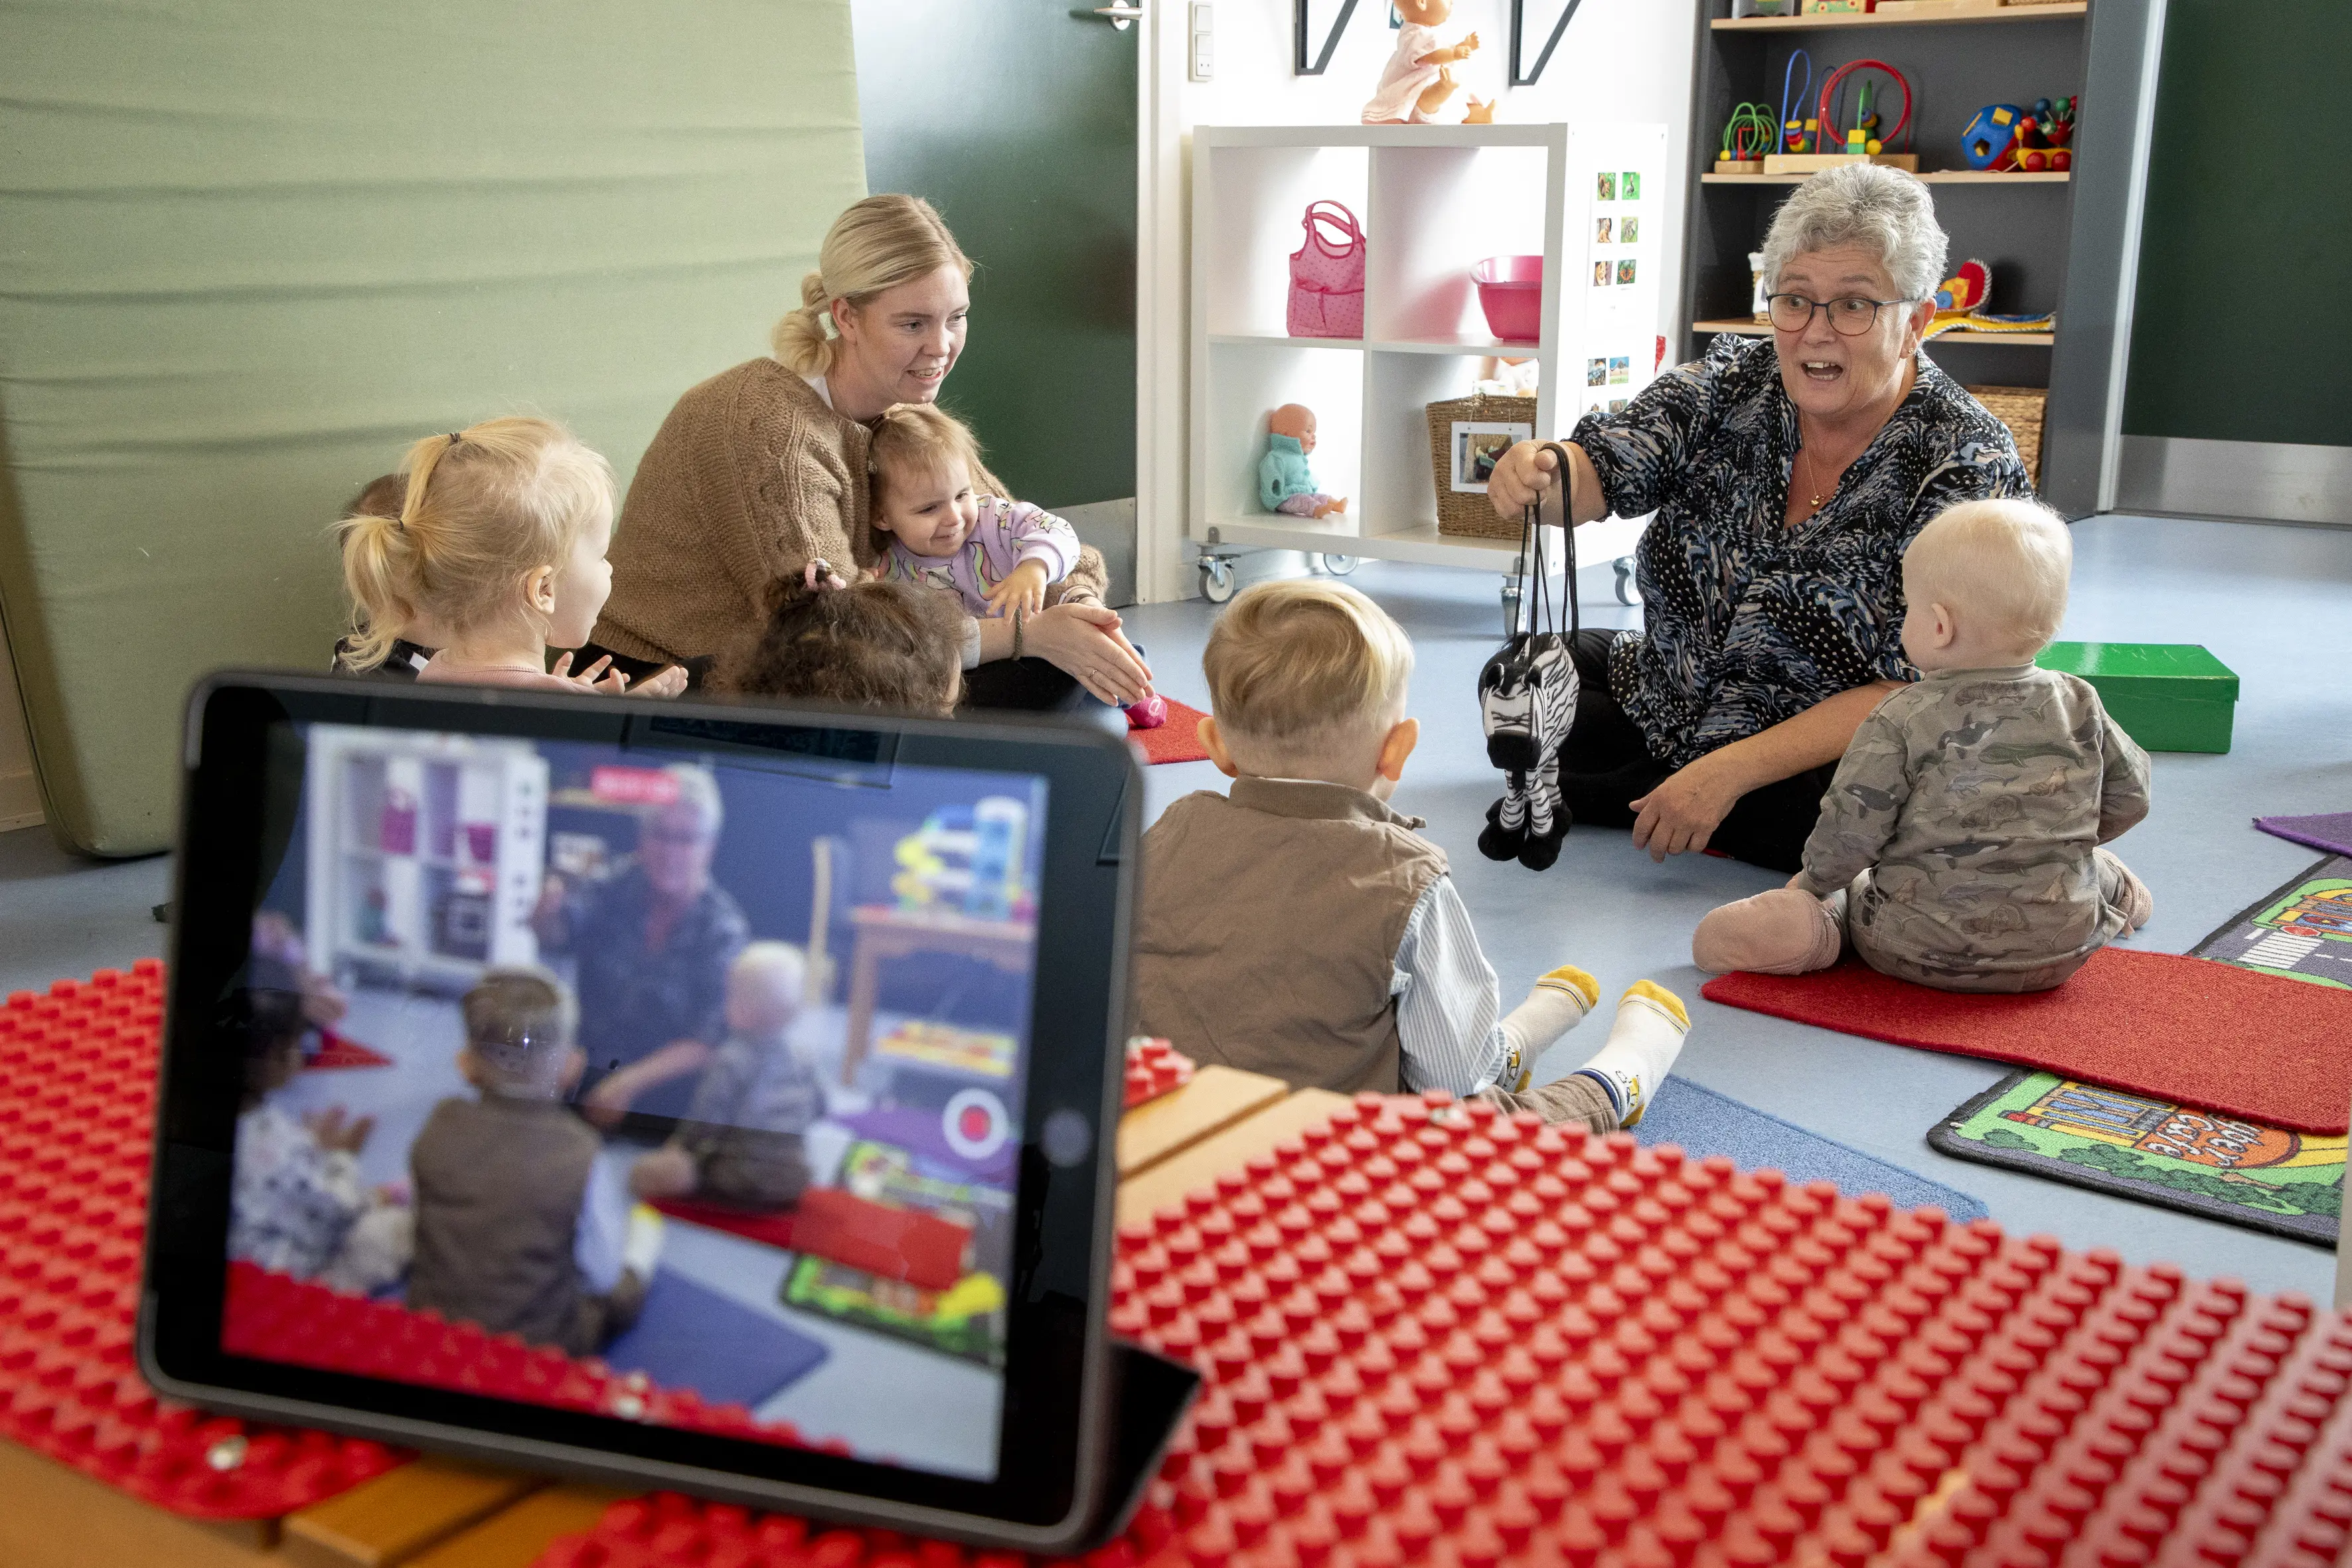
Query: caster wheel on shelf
1320 553 1359 576
1614 556 1642 607
1200 557 1237 603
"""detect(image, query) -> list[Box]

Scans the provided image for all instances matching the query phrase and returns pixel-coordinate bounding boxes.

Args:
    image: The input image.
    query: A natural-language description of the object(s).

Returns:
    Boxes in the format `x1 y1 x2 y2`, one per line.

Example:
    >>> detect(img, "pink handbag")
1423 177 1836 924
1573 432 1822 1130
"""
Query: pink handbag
1287 200 1366 339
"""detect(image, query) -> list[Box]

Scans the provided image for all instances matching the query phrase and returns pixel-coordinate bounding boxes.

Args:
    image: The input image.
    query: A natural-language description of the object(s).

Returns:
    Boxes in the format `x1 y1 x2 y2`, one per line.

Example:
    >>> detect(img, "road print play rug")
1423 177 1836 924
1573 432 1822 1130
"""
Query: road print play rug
1929 1069 2343 1246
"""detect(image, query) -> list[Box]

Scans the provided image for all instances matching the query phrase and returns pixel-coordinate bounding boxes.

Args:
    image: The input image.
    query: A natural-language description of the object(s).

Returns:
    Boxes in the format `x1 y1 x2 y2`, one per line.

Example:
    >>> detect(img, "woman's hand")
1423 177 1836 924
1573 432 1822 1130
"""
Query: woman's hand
581 1039 714 1128
1628 751 1749 862
1023 603 1155 706
1486 440 1562 519
984 560 1052 619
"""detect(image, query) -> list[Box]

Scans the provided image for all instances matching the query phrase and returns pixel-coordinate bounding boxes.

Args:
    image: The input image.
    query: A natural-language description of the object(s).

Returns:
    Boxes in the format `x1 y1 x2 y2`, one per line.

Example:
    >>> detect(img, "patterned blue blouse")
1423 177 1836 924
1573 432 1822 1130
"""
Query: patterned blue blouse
1571 333 2031 769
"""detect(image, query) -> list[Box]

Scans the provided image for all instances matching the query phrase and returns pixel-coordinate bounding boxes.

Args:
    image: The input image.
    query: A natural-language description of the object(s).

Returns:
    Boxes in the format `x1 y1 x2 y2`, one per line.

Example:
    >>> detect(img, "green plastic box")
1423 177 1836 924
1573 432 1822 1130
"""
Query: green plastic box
2037 643 2240 753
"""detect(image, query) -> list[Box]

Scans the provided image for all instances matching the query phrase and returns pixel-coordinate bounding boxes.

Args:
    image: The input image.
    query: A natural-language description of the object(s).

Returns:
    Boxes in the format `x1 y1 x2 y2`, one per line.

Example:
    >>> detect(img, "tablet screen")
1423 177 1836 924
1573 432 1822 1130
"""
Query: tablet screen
218 719 1048 1484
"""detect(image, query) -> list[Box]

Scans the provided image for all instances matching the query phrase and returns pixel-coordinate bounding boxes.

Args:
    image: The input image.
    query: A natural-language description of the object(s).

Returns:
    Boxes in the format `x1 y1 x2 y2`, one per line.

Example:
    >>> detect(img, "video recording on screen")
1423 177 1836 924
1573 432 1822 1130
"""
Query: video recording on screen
217 721 1048 1482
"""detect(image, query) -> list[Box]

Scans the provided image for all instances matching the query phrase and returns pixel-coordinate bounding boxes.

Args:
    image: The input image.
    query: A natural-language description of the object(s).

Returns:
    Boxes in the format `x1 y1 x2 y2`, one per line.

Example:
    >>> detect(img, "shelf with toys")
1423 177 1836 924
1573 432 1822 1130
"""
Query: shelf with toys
1190 121 1665 611
1680 0 2087 426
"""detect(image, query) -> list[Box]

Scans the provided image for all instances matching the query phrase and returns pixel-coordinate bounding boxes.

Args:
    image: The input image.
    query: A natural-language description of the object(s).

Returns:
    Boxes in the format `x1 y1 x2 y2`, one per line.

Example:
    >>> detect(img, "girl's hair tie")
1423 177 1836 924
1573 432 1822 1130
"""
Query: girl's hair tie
805 560 846 591
446 431 462 446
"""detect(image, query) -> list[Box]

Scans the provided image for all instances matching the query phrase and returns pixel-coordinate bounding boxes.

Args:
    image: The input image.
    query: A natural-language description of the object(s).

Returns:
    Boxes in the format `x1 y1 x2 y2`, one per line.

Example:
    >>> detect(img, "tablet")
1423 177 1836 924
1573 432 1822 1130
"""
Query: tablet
140 674 1142 1551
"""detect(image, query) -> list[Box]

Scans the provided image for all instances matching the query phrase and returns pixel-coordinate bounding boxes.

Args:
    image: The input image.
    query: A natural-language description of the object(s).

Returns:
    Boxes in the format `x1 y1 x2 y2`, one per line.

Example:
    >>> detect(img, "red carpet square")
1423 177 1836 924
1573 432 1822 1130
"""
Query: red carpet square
1133 696 1212 765
305 1027 393 1069
1702 947 2352 1134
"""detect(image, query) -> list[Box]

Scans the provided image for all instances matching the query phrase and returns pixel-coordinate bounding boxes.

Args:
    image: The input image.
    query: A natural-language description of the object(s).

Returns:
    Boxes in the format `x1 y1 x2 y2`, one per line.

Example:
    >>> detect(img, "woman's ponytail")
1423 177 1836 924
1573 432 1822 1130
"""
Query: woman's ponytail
770 269 836 378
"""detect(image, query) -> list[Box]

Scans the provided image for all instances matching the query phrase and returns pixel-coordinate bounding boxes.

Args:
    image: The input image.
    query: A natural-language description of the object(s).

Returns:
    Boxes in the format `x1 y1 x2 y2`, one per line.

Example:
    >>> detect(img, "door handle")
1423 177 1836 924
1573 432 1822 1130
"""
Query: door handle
1093 4 1146 28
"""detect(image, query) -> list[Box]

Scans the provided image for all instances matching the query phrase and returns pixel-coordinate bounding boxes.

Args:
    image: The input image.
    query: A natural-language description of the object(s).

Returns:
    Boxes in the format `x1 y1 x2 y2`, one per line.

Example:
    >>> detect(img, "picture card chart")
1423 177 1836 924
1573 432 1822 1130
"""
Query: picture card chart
1569 124 1666 424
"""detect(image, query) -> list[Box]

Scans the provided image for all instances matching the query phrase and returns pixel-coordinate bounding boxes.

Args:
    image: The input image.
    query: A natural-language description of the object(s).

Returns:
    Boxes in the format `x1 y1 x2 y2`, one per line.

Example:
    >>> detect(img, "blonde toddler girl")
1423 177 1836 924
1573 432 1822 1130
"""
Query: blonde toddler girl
337 417 686 696
867 404 1160 724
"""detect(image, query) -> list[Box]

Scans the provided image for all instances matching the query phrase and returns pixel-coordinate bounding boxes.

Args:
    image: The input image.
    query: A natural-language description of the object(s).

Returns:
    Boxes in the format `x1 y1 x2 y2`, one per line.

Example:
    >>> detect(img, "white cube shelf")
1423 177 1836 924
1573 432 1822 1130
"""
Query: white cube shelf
1191 122 1668 579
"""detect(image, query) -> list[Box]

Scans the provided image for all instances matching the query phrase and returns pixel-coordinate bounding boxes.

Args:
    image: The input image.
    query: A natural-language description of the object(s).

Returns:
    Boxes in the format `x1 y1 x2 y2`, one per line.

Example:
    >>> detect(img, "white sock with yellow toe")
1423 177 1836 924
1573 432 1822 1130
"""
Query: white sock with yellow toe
1496 965 1600 1091
1570 980 1689 1128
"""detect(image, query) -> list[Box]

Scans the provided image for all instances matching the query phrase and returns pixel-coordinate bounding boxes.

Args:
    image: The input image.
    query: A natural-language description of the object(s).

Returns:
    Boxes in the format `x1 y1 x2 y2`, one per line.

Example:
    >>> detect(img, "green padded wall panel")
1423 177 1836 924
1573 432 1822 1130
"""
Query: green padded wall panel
2122 0 2352 447
0 0 864 854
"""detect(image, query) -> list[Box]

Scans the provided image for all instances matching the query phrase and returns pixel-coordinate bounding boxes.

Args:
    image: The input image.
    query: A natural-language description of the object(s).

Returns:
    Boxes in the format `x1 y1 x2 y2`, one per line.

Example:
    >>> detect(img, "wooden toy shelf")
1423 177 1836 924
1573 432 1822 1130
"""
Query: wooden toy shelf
1711 2 2087 31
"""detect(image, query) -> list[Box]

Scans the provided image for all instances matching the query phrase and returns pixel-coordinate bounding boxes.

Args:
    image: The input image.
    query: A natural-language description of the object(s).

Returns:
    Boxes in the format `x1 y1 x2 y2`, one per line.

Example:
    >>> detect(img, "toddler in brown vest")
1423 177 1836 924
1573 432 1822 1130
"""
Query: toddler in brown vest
408 968 660 1356
1134 580 1690 1129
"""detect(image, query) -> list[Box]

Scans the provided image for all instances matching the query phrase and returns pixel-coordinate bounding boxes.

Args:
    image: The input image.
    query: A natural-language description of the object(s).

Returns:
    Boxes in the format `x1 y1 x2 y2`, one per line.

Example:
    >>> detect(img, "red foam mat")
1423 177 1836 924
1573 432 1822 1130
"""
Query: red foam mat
0 966 407 1519
1703 947 2352 1135
1133 697 1212 766
650 1188 972 1291
534 1092 2352 1568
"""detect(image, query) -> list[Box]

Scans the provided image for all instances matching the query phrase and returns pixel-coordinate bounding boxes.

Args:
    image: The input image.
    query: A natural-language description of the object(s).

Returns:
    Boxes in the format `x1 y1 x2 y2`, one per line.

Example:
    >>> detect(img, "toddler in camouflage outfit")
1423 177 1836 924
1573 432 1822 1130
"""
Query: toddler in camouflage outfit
1693 499 2153 994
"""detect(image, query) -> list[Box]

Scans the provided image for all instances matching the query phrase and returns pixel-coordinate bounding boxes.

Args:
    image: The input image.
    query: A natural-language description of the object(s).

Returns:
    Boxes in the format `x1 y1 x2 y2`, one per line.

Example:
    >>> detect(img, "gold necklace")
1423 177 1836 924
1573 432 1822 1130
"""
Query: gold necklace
1794 442 1834 515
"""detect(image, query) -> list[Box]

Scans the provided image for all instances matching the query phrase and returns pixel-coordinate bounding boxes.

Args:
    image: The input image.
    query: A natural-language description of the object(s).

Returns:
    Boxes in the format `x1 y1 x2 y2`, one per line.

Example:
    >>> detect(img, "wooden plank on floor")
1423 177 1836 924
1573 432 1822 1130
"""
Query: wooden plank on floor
1115 1063 1288 1177
402 1484 629 1568
282 1455 544 1568
0 1437 283 1568
1116 1088 1350 1227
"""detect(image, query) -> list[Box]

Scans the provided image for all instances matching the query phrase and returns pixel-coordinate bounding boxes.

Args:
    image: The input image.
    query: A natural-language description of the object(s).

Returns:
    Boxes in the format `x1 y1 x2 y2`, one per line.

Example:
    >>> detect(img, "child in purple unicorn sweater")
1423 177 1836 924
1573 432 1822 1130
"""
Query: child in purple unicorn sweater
868 403 1163 726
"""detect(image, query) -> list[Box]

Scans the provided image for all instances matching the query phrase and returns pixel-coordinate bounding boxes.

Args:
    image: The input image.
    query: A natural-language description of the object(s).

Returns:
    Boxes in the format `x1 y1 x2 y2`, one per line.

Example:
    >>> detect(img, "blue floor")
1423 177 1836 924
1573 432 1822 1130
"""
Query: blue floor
1121 514 2351 1300
2 514 2345 1298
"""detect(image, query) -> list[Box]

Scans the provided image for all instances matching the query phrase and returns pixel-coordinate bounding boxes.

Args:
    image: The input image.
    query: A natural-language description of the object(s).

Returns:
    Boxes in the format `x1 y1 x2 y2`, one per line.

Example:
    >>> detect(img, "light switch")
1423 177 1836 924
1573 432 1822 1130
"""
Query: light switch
1190 2 1214 82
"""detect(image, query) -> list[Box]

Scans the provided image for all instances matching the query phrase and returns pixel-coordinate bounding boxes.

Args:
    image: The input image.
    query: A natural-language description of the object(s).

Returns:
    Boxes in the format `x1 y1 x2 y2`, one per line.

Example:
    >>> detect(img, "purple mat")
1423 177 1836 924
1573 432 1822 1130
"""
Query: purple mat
832 1104 1016 1186
2255 812 2352 859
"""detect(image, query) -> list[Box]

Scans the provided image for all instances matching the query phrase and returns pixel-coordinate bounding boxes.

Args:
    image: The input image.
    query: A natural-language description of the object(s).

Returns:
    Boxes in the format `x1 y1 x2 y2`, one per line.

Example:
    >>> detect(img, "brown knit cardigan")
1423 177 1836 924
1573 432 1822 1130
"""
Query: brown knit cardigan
593 358 1106 665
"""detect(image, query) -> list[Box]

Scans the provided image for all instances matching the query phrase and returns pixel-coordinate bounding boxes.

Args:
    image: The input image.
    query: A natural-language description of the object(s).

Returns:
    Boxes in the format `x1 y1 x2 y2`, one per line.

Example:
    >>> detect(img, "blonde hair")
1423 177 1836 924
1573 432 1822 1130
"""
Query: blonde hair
867 402 1010 520
335 417 615 670
1903 498 2073 653
731 941 808 1002
1203 580 1415 766
772 195 973 379
658 764 724 839
461 965 578 1092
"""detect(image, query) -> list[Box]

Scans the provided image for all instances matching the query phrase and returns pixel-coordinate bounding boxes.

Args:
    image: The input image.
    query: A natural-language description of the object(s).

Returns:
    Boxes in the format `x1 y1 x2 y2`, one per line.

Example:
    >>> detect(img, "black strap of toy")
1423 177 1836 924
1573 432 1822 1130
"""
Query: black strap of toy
1518 441 1580 641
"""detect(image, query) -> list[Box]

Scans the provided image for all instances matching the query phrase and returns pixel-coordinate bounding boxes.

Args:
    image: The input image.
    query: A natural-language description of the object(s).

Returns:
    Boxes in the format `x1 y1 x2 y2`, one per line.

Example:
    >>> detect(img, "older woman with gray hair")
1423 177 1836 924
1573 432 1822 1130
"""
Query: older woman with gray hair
532 764 747 1128
1486 164 2031 873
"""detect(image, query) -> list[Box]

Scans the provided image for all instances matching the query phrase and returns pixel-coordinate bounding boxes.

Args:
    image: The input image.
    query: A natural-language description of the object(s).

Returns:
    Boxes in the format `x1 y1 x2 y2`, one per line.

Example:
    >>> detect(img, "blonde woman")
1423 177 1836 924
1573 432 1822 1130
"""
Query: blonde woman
587 195 1148 711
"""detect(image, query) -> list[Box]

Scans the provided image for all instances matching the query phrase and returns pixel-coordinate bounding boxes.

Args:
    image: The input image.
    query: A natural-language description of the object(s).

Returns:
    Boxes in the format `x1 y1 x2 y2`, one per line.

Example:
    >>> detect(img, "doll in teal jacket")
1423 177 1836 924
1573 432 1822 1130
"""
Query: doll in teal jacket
1259 404 1348 518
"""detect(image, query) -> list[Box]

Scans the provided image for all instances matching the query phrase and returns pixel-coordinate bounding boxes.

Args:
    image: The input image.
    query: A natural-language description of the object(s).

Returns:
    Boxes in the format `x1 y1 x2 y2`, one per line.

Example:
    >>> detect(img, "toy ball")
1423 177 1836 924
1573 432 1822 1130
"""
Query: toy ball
1963 103 2024 171
1865 137 1883 155
2051 148 2072 171
2021 149 2048 172
2033 97 2053 117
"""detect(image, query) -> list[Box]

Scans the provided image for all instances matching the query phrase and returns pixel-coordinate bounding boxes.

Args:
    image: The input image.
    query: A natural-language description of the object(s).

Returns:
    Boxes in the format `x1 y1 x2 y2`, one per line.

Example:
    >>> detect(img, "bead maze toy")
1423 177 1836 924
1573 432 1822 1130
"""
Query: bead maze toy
1714 103 1777 176
1766 57 1921 176
534 1090 2352 1568
0 963 407 1521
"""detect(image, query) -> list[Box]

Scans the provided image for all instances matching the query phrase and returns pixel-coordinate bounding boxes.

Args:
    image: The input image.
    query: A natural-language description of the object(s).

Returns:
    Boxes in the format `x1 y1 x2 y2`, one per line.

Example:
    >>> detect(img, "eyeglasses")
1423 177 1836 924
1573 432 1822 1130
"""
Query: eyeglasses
1764 292 1916 336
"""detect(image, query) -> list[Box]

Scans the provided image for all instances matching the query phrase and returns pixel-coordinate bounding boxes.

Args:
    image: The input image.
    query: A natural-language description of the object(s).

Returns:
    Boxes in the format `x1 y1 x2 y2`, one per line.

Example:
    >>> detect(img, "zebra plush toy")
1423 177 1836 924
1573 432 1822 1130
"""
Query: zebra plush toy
1476 443 1580 871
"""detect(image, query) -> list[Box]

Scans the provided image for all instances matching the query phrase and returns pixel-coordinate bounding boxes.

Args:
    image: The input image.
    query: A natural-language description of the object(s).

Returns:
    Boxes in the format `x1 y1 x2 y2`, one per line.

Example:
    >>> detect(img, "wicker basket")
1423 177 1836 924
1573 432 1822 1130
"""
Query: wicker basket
1427 393 1539 539
1966 384 2047 489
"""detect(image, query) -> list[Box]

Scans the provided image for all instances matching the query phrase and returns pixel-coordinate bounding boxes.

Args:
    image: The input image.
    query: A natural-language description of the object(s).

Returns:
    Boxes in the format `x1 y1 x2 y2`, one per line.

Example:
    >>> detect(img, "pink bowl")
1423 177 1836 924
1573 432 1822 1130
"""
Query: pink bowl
1472 255 1544 342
